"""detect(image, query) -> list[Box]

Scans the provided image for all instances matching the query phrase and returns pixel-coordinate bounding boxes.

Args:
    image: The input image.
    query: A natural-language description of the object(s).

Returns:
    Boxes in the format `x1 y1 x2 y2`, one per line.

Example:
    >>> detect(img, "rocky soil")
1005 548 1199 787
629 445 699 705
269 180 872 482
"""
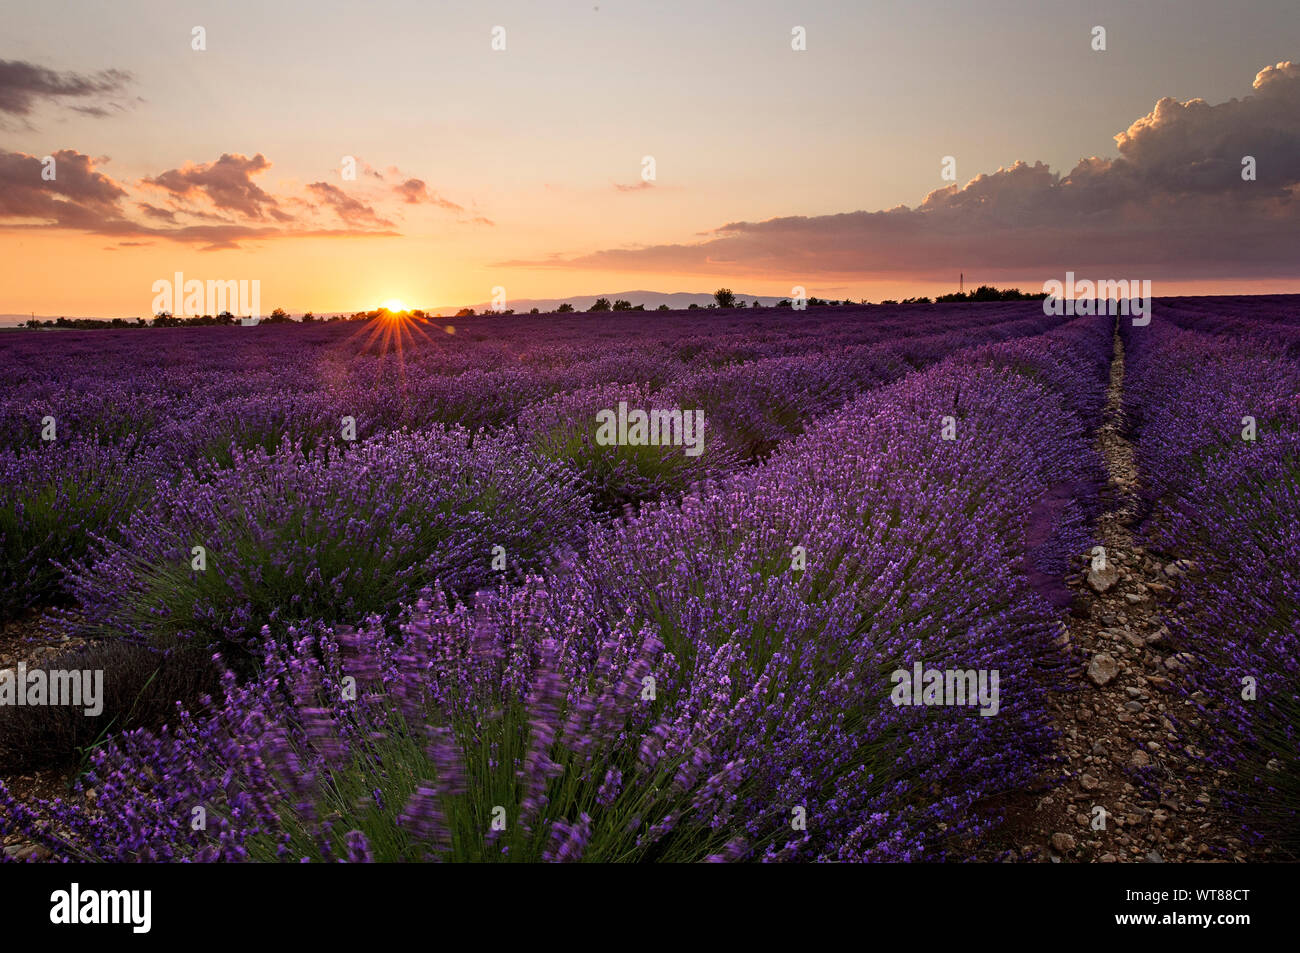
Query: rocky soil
996 325 1261 863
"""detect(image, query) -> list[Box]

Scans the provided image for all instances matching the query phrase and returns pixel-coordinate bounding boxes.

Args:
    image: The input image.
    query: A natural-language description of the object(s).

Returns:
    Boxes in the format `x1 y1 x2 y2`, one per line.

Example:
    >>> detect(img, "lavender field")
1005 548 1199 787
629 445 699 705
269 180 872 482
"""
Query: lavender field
0 298 1295 863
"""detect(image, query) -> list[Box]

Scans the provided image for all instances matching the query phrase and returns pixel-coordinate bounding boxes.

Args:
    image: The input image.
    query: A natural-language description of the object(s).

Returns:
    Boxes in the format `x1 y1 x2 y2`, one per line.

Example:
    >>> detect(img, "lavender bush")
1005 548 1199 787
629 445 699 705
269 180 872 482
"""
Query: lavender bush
0 308 1116 862
1122 311 1300 853
65 426 593 663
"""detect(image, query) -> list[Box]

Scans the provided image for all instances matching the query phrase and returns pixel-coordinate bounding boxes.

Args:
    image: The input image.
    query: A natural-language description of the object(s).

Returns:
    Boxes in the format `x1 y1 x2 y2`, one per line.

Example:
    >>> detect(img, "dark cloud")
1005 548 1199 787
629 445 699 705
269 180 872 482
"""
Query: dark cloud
142 153 292 222
503 61 1300 282
0 149 128 226
0 60 132 123
0 148 401 249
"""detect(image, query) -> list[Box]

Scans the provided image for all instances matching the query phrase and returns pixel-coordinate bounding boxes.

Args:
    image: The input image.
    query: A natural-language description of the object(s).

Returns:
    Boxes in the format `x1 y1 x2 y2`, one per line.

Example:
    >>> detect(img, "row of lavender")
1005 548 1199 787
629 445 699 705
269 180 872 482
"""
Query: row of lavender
0 312 1112 860
1152 294 1300 349
1121 310 1300 853
0 304 1045 452
0 304 1066 629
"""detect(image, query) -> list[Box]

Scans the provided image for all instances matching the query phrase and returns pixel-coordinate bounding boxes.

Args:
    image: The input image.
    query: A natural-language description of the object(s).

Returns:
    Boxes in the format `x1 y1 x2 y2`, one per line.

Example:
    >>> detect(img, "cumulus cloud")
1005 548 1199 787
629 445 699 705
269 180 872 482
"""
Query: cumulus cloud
0 60 132 124
142 153 292 222
504 61 1300 281
0 149 127 226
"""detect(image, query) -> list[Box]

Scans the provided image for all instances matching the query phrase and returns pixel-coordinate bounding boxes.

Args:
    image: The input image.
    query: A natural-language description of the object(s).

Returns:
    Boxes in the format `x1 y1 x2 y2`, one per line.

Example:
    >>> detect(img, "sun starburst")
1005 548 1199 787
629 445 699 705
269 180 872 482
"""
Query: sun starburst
332 304 456 396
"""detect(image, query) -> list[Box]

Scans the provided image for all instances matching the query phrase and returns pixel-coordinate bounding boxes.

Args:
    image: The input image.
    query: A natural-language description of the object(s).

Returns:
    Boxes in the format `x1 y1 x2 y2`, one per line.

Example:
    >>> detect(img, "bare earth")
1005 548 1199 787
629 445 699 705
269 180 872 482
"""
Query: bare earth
995 326 1260 862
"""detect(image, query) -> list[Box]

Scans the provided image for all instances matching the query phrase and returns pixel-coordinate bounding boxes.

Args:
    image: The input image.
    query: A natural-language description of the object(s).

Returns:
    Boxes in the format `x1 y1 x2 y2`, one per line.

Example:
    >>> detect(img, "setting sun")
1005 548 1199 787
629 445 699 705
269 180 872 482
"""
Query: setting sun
381 298 406 313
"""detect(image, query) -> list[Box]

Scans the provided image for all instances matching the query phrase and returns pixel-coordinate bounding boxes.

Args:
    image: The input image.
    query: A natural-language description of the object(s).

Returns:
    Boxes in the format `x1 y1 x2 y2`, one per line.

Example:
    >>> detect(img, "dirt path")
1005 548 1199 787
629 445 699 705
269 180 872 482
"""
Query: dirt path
1000 321 1252 862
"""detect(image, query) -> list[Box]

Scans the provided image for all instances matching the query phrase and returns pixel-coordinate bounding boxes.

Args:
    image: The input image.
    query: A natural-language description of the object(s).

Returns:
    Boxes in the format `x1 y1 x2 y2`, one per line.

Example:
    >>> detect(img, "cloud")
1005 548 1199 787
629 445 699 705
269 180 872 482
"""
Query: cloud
81 219 396 253
0 148 400 249
136 202 178 223
306 181 394 227
614 180 655 192
388 173 489 222
69 104 114 118
0 60 132 124
0 149 128 226
395 178 428 203
503 61 1300 281
393 177 464 211
142 153 292 222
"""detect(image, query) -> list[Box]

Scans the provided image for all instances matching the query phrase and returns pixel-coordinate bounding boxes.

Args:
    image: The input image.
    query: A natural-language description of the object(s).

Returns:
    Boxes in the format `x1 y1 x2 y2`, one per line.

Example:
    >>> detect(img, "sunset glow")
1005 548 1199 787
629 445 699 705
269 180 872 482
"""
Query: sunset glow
2 1 1299 322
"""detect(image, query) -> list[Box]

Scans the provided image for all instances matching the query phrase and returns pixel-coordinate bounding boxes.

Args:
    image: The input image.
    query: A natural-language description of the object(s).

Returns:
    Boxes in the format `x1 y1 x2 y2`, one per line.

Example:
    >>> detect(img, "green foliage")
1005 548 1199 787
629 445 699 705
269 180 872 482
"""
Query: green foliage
0 443 144 619
534 421 710 515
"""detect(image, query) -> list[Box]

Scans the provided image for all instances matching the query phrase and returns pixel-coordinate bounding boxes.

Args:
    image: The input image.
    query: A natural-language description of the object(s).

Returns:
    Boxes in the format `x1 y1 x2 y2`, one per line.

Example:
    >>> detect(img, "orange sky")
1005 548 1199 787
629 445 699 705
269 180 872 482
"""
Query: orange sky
3 1 1299 317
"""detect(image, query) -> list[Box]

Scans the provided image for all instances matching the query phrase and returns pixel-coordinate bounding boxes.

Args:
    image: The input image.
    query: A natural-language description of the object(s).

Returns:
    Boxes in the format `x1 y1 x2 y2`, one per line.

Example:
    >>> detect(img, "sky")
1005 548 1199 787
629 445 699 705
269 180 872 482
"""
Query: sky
1 0 1299 317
